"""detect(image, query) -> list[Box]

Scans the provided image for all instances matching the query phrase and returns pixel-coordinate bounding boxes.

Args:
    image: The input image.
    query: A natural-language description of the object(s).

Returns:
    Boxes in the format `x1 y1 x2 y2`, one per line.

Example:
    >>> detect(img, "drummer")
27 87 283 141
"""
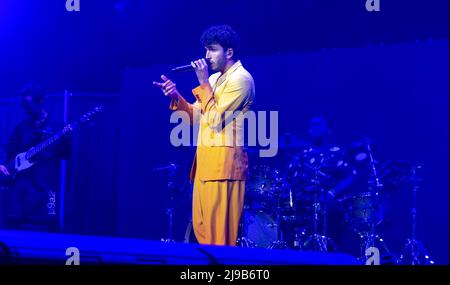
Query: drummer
287 115 354 201
285 116 357 251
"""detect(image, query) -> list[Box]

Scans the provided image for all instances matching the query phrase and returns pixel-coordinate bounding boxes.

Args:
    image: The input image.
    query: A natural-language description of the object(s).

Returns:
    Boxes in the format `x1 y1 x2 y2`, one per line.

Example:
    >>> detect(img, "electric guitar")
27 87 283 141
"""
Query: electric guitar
0 106 103 187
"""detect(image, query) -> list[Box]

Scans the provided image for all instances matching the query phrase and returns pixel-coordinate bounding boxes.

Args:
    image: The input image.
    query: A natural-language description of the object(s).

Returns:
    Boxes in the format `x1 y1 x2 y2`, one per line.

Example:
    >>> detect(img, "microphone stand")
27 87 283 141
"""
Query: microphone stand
398 163 434 265
154 163 178 243
357 143 394 264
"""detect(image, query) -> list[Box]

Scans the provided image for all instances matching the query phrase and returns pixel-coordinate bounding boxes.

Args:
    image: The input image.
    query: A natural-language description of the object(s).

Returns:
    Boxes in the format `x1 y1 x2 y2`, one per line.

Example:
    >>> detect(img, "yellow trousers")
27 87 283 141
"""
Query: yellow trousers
192 177 245 246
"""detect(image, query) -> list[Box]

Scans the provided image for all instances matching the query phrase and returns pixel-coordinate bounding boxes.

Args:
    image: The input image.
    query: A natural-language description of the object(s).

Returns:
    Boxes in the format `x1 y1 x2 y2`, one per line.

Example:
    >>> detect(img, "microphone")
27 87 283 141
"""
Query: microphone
171 64 194 73
171 58 206 73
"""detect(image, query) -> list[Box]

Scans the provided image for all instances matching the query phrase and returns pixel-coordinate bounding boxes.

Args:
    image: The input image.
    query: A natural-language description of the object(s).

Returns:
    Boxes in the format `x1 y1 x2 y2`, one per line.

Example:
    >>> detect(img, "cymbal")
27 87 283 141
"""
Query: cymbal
379 160 423 177
345 138 377 161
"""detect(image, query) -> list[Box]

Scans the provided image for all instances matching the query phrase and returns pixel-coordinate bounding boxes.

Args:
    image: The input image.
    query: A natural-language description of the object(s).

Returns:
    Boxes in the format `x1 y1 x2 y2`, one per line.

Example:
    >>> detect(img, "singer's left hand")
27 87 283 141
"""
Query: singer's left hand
191 58 209 85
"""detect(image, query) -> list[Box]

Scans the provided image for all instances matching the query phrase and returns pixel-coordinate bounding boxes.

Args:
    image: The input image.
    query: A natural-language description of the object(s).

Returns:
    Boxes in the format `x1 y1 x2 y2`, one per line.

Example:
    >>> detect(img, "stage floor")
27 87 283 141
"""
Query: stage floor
0 229 360 265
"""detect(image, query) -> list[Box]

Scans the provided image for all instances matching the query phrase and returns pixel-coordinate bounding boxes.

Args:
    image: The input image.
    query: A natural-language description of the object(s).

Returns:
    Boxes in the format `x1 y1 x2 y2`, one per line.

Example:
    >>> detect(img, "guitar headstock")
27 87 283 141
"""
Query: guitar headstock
79 105 104 125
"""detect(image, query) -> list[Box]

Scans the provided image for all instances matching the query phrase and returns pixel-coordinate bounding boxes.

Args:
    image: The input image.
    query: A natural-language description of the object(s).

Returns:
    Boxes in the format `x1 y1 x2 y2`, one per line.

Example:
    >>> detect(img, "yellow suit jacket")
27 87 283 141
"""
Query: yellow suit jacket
170 60 255 181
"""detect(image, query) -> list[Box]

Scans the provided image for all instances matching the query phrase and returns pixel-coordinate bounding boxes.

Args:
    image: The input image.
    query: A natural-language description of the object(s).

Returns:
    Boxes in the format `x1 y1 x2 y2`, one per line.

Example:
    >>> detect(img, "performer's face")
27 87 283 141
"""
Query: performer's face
22 95 44 120
205 43 228 72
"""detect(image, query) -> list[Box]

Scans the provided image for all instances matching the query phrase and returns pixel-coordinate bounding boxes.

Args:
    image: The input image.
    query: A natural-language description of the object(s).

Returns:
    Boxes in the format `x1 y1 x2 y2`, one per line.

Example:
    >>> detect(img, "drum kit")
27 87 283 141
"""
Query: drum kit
239 141 346 252
237 136 432 264
155 134 433 264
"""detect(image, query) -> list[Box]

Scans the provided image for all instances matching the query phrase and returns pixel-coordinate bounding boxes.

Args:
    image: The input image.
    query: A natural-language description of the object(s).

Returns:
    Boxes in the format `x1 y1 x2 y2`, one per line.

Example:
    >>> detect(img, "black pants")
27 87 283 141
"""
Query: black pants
1 178 59 232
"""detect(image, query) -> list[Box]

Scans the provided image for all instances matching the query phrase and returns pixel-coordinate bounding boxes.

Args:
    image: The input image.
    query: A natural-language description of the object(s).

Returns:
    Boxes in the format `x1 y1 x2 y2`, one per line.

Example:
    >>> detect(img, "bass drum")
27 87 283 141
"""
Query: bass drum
244 211 278 248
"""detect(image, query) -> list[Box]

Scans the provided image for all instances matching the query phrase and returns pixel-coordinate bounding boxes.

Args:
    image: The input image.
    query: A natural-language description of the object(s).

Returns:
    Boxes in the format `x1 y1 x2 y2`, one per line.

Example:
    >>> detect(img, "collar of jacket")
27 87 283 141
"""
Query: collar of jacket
215 60 243 88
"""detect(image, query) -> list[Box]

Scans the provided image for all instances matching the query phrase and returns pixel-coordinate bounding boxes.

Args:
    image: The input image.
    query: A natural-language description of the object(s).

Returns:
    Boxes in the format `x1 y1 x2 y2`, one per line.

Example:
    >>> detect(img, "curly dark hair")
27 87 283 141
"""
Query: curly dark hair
200 25 240 60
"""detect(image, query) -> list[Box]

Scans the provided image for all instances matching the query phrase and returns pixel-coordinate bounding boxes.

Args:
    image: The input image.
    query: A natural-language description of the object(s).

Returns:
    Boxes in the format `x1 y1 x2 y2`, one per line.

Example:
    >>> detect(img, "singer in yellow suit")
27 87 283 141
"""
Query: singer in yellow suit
154 25 255 246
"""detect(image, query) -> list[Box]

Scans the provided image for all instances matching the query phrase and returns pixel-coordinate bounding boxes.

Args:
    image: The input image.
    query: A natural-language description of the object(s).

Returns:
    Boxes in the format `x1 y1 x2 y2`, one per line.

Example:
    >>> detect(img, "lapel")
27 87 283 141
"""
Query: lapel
213 60 242 92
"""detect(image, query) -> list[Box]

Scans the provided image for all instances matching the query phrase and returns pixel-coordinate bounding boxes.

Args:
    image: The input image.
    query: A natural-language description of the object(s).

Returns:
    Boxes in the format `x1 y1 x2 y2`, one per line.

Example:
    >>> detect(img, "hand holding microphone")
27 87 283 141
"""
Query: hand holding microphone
191 58 209 85
171 58 207 72
154 58 210 98
172 58 210 85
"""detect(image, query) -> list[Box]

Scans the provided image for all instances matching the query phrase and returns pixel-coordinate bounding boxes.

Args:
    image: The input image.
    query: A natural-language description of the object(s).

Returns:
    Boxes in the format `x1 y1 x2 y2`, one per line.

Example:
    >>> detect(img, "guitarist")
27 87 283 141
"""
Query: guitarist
0 84 71 232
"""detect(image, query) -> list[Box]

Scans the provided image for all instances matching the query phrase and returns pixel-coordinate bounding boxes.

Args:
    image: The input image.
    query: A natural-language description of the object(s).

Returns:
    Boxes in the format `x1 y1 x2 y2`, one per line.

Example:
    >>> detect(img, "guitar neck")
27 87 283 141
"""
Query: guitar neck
20 106 102 162
25 124 74 160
